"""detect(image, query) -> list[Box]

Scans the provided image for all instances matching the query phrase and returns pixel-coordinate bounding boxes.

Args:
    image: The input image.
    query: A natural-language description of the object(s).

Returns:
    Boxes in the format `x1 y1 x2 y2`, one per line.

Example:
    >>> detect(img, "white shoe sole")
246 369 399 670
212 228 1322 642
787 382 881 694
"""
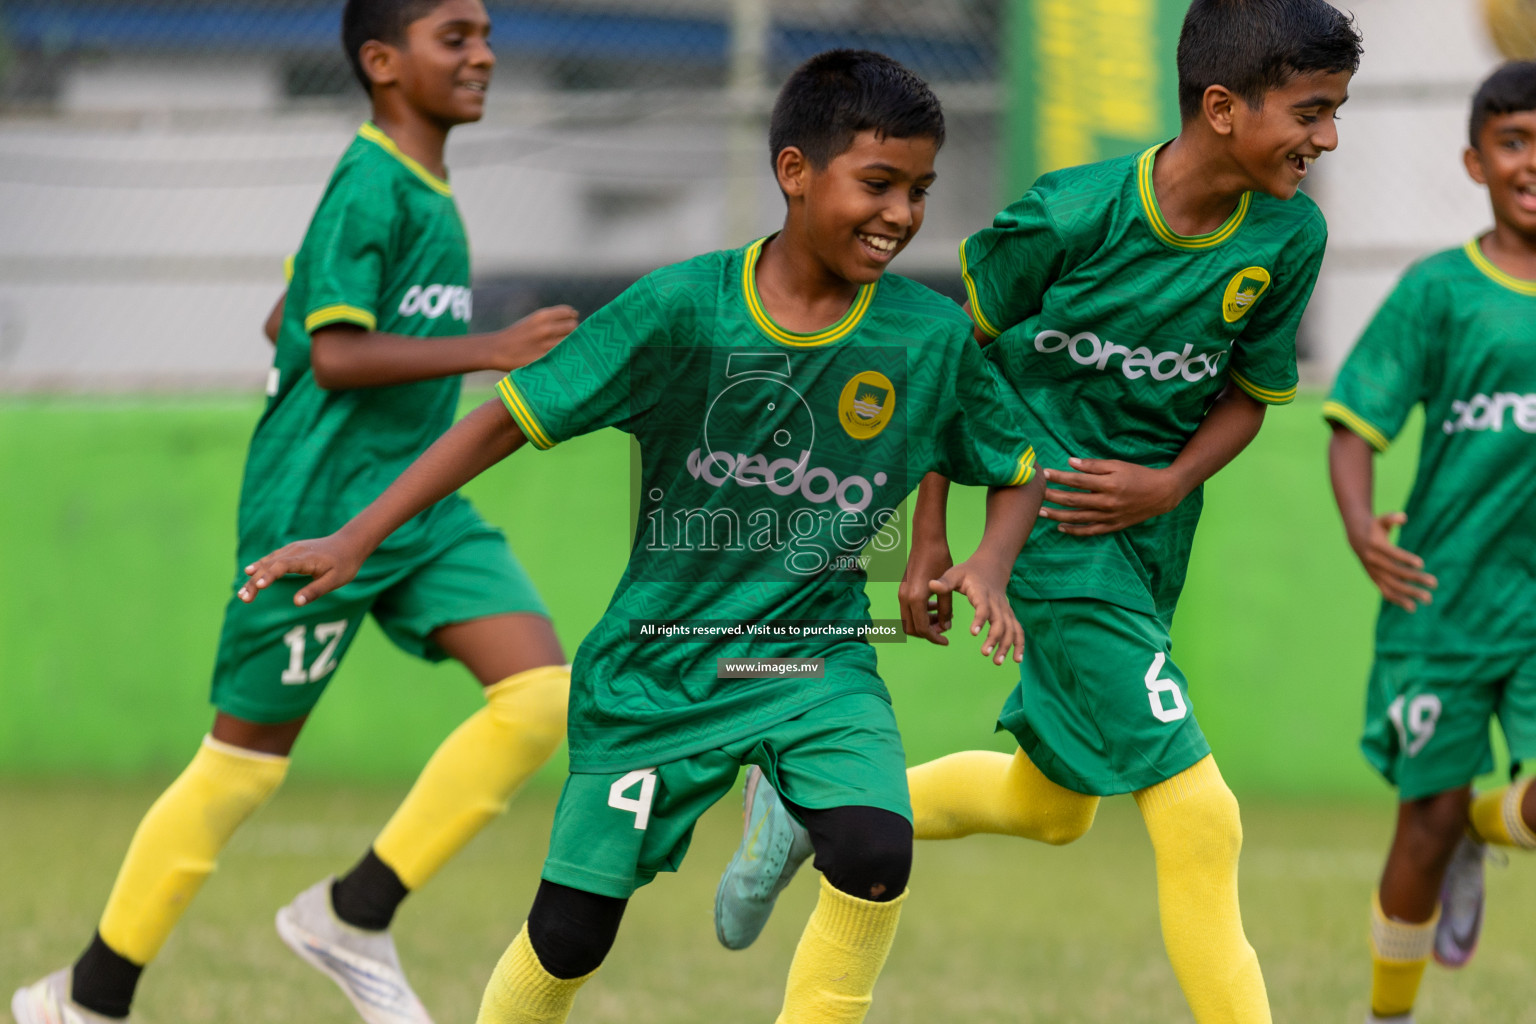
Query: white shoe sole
275 906 430 1024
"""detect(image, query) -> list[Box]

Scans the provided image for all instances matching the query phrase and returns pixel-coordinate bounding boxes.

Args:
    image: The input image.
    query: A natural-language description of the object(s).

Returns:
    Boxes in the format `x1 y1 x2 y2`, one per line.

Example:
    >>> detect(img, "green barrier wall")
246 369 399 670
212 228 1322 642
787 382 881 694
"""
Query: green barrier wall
0 394 1443 796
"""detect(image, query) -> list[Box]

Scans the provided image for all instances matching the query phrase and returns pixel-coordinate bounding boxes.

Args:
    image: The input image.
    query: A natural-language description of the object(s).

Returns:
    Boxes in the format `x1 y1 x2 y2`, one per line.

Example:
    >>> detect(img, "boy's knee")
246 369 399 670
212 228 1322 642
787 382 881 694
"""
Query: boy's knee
1395 788 1473 867
1028 793 1099 846
804 806 913 902
526 880 626 979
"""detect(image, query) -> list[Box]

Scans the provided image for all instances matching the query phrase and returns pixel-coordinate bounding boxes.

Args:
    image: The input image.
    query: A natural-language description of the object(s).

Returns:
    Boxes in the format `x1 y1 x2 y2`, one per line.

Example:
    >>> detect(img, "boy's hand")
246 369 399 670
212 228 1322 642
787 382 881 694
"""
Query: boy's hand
1039 457 1186 535
486 304 579 372
928 557 1024 666
898 537 955 645
238 534 366 607
1348 511 1438 613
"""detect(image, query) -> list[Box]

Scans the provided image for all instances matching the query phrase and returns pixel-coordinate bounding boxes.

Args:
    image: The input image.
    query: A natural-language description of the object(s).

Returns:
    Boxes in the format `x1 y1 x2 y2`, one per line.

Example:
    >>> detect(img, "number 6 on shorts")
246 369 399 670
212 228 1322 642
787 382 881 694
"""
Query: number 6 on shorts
608 768 658 830
1145 652 1188 724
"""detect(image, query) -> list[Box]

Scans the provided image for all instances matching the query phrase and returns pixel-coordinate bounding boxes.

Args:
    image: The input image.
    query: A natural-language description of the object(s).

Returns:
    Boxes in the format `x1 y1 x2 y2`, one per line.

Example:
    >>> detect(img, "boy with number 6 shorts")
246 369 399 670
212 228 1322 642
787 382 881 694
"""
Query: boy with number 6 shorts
1324 61 1536 1024
715 3 1361 1022
237 50 1045 1024
13 2 577 1023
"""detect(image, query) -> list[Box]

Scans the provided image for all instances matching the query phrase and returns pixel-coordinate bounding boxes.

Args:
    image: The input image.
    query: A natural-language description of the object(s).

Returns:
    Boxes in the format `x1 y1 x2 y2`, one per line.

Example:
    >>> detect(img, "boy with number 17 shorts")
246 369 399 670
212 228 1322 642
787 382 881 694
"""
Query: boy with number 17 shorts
238 50 1045 1024
715 3 1362 1021
1325 61 1536 1024
13 2 577 1023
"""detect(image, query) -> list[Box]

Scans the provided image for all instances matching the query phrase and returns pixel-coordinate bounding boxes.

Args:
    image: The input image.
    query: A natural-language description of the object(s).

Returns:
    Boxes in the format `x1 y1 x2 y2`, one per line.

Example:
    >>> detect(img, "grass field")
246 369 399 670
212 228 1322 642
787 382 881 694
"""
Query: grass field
4 780 1536 1023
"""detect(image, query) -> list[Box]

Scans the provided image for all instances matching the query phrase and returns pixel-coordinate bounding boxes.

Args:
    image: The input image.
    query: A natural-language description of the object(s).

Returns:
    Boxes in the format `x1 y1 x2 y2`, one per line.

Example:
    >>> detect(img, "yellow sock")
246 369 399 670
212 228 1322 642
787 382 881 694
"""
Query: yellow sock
907 748 1098 843
777 877 906 1024
1469 777 1536 849
375 665 568 889
1369 891 1437 1017
1134 756 1270 1024
98 736 288 964
475 922 593 1024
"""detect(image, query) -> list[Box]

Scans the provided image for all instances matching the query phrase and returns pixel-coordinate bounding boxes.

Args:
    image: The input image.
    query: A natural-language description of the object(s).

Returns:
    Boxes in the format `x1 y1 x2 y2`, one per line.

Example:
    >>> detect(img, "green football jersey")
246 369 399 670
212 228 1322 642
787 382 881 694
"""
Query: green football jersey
498 238 1037 772
238 122 481 564
1326 240 1536 655
962 145 1326 618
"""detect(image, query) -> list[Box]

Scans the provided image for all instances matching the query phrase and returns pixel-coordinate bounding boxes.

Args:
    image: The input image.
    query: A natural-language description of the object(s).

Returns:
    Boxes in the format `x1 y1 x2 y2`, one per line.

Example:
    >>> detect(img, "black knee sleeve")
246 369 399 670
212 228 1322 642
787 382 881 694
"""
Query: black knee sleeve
526 880 627 979
799 805 913 902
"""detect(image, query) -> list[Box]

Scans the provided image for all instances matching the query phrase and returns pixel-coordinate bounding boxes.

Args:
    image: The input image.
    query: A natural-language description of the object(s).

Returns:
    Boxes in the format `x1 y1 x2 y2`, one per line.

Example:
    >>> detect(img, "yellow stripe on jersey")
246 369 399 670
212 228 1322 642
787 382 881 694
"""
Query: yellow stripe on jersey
741 238 875 347
1228 370 1296 405
497 377 556 450
958 239 1002 339
1463 238 1536 296
304 304 377 332
1136 147 1250 251
1012 447 1037 486
358 122 453 197
1322 400 1391 453
283 253 296 284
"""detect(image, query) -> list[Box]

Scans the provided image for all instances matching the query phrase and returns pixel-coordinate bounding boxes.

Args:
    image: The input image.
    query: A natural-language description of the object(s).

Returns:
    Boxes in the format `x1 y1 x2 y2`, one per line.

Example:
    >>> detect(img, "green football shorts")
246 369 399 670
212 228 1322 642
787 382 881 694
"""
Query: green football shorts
209 521 548 723
1361 648 1536 801
996 595 1211 796
540 692 910 899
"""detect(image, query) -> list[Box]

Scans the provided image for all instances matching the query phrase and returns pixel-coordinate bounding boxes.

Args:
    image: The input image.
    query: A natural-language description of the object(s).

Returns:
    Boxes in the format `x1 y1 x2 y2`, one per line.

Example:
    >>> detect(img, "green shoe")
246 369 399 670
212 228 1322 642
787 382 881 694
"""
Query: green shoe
714 766 814 950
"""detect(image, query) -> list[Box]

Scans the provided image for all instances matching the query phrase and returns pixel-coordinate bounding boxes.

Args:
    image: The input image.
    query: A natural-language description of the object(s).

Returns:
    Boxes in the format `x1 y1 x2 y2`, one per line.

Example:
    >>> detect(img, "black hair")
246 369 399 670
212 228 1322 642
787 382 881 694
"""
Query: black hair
1177 0 1362 120
1469 61 1536 147
341 0 446 94
768 49 945 170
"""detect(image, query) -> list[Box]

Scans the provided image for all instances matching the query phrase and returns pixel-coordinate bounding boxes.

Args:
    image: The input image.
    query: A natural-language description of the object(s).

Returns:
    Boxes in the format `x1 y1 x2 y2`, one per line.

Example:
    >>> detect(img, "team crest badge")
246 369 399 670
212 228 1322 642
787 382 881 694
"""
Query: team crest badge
1222 267 1271 323
838 370 895 440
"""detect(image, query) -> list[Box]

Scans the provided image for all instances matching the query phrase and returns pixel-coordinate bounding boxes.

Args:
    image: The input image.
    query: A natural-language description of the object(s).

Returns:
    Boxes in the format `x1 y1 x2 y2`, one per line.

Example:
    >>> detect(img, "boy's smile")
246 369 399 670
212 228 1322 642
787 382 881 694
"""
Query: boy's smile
800 131 939 285
1231 69 1351 199
1466 110 1536 238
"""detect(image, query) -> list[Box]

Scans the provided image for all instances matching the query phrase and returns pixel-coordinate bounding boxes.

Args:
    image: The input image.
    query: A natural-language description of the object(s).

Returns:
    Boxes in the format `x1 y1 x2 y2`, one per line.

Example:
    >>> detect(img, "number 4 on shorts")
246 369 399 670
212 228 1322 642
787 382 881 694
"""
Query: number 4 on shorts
1145 652 1188 724
608 768 658 830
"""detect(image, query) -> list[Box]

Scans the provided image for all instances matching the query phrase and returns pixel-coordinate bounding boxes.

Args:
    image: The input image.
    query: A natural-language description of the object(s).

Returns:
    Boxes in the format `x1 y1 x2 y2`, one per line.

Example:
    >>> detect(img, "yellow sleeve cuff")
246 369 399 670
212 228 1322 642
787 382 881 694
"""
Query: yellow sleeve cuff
958 239 1002 340
497 377 557 450
1229 370 1297 405
304 304 377 332
1322 400 1391 452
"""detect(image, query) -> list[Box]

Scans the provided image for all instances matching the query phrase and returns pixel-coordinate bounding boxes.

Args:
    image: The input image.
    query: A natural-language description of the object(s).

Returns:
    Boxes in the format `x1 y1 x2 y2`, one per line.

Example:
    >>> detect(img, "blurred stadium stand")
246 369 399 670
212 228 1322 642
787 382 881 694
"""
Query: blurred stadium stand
0 0 1517 390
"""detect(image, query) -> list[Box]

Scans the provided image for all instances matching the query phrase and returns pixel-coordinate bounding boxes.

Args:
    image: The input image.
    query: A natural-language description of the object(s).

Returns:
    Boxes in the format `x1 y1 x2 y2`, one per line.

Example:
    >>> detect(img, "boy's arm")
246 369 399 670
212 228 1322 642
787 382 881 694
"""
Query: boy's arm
308 304 578 389
1041 384 1264 535
239 399 523 606
899 472 954 642
932 476 1043 664
1327 424 1436 613
263 292 285 345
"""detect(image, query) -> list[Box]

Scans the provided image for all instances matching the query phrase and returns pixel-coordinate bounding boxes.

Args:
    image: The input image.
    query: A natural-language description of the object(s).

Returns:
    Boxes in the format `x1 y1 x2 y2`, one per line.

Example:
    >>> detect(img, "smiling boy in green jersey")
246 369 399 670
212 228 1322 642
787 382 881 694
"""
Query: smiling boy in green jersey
11 4 580 1024
1324 61 1536 1024
235 49 1044 1024
714 2 1362 1021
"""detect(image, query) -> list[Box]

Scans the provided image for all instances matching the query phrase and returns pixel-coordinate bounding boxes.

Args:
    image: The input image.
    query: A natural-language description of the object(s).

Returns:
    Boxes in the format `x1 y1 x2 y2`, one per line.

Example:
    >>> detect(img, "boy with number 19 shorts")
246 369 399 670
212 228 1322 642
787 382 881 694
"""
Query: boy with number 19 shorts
237 50 1045 1024
1325 61 1536 1024
13 3 578 1023
715 3 1362 1022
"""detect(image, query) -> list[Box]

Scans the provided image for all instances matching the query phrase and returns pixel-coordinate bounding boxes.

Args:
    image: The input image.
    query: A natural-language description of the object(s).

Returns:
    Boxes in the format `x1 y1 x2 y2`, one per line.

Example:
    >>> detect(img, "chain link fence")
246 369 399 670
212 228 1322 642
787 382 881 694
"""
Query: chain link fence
0 0 1009 389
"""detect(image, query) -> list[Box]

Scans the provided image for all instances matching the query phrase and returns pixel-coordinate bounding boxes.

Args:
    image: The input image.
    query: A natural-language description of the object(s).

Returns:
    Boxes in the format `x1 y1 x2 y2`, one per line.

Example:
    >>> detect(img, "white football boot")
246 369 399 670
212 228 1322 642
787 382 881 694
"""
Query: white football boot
275 878 433 1024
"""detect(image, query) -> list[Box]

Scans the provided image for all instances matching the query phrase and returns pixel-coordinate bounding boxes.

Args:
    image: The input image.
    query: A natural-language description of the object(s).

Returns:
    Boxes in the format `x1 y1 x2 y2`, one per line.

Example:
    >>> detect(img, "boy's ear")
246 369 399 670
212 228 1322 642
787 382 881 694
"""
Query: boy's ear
1201 84 1237 137
1464 145 1489 186
359 39 400 90
775 146 811 198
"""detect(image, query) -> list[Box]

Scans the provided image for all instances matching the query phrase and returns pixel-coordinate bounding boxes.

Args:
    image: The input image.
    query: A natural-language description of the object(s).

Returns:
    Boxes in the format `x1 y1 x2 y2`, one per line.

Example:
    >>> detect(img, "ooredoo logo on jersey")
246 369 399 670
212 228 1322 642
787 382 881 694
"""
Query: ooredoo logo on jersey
398 283 471 323
1033 329 1228 384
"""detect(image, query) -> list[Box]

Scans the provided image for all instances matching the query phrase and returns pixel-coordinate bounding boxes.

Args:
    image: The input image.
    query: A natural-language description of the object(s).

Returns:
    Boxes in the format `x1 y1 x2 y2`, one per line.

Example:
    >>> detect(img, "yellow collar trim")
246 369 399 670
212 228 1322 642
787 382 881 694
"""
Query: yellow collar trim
359 122 452 197
741 238 875 348
1136 146 1249 251
1463 238 1536 296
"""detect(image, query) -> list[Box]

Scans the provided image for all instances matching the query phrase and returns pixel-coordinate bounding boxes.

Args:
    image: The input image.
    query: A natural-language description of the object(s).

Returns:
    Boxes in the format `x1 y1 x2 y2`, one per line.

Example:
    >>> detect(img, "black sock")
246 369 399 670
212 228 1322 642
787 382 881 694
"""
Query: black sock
330 848 410 931
71 932 140 1019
